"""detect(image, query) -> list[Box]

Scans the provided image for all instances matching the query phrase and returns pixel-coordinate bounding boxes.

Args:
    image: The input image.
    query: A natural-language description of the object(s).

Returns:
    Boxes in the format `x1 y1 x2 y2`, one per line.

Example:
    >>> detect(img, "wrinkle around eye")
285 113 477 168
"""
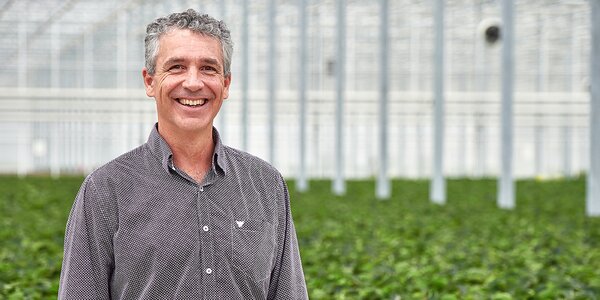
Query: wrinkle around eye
155 72 170 85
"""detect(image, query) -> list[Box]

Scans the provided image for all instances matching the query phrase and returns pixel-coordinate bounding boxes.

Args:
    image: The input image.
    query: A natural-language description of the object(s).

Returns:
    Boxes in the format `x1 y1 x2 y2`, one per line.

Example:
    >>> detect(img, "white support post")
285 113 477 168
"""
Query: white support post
268 0 277 166
117 12 129 154
218 1 227 141
564 11 576 178
587 0 600 216
333 0 346 195
499 0 515 209
241 0 249 151
409 6 420 92
297 0 308 192
431 0 446 204
377 0 390 199
17 7 30 177
18 9 27 91
84 30 95 174
534 14 546 177
50 22 61 178
51 23 60 90
408 6 419 176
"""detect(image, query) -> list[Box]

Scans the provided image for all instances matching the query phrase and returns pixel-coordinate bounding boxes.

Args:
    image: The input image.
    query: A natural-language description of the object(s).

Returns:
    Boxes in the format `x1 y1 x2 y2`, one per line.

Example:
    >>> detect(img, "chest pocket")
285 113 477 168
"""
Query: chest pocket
231 219 276 282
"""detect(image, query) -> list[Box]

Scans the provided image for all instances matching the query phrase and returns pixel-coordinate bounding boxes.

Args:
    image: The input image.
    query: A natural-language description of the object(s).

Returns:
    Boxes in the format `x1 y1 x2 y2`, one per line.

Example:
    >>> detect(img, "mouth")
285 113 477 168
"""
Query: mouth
176 98 207 107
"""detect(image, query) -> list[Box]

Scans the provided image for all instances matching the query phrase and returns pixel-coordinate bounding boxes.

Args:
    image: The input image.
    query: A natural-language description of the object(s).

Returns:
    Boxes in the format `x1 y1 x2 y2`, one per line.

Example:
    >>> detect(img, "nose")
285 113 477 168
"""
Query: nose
182 69 204 92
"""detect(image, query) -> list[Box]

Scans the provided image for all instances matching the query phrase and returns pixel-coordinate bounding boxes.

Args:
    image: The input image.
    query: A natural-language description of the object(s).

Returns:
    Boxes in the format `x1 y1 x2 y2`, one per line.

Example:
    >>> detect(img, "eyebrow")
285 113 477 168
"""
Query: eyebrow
162 57 221 68
200 57 220 66
163 57 185 66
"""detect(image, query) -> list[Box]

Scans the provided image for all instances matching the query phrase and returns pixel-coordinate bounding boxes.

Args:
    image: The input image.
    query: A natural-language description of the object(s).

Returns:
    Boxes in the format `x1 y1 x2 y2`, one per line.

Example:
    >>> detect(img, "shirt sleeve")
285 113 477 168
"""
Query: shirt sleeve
267 175 309 300
59 176 114 300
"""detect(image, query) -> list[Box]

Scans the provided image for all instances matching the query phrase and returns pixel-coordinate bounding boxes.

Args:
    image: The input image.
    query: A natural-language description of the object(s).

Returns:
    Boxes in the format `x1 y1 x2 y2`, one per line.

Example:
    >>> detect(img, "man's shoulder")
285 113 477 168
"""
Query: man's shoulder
86 143 152 184
221 145 281 177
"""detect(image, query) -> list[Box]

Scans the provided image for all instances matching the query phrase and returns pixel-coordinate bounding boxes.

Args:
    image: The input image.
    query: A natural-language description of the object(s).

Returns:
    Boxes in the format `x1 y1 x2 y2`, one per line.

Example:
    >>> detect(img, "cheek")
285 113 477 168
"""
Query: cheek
157 75 180 95
210 79 229 97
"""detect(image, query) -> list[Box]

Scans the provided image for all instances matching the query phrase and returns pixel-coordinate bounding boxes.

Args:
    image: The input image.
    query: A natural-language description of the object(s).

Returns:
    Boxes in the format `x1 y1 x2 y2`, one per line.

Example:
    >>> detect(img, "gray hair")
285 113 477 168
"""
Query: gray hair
144 9 233 76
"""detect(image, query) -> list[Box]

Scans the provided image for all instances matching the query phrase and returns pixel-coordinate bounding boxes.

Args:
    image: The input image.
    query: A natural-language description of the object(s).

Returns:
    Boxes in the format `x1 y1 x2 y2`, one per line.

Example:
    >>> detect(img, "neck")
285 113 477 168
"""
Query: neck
158 123 215 183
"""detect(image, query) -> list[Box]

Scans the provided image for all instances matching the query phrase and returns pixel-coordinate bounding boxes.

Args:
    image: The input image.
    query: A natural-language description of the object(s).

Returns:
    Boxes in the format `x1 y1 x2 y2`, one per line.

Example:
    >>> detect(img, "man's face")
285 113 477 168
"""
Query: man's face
143 29 231 134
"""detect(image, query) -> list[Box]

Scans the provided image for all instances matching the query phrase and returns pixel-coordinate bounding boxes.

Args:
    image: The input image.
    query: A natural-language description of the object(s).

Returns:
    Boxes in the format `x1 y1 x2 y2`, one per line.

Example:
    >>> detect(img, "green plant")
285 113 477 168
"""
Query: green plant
290 178 600 299
1 176 598 299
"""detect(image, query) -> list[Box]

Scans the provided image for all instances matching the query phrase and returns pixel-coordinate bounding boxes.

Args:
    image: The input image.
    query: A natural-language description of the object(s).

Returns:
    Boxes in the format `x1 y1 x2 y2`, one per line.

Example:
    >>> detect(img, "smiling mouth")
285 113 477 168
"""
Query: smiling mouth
176 98 207 107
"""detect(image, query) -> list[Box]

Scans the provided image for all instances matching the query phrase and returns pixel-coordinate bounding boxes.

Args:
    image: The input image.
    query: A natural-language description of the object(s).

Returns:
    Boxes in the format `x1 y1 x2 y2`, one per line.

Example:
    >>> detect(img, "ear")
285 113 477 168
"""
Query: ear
142 68 155 97
222 74 232 100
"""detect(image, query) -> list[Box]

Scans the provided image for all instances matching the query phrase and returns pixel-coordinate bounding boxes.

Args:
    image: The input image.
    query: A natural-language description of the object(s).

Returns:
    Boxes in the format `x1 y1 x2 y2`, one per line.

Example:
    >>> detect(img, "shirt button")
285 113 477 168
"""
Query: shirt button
199 186 204 192
206 268 212 274
203 225 209 232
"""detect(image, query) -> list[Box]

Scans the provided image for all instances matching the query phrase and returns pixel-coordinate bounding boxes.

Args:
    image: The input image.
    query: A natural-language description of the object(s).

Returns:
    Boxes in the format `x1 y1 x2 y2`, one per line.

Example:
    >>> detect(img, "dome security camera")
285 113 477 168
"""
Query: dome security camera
477 18 502 45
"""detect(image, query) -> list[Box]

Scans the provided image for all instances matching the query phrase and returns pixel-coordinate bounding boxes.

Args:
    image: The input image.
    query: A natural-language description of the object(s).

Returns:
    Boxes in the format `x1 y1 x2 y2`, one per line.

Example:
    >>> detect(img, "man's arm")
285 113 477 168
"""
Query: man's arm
59 176 114 300
267 175 308 300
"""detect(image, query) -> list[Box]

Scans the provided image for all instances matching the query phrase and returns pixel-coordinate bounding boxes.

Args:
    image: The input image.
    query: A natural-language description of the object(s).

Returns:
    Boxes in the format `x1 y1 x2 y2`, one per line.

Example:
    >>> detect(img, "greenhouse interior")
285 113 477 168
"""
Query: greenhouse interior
1 0 600 298
0 0 591 178
0 0 593 177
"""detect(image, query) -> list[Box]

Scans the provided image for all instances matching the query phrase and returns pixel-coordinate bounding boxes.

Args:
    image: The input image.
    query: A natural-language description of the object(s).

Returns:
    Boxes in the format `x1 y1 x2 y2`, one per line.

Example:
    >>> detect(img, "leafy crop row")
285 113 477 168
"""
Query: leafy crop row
290 178 600 299
1 176 82 299
1 176 598 299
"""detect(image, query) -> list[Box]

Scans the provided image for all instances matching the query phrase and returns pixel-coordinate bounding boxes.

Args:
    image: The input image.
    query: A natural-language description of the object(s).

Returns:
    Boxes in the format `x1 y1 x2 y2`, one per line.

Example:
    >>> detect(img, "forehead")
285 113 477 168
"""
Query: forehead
156 29 223 63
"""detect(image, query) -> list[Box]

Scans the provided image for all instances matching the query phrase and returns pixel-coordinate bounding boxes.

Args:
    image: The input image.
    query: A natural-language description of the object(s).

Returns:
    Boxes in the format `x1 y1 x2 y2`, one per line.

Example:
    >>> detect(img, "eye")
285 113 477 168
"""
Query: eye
201 66 218 73
168 65 185 72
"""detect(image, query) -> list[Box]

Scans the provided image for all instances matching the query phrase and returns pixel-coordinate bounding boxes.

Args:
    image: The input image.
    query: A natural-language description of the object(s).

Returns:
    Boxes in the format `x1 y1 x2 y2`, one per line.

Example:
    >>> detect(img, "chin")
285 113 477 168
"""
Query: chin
176 120 212 132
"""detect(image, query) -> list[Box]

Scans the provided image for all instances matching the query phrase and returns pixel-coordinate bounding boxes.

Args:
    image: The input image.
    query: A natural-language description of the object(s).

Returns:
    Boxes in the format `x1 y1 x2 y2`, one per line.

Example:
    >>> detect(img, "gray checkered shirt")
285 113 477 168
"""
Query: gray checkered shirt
59 124 308 299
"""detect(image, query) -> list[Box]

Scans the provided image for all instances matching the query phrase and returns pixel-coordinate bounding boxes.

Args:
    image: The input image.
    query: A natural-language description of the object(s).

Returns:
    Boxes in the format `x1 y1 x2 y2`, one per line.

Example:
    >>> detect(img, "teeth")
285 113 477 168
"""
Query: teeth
178 98 207 106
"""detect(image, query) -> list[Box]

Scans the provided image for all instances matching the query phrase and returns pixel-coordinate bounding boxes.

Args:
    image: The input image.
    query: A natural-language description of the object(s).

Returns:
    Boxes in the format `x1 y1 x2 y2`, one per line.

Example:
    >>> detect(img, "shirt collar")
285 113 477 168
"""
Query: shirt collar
212 127 227 175
147 123 227 175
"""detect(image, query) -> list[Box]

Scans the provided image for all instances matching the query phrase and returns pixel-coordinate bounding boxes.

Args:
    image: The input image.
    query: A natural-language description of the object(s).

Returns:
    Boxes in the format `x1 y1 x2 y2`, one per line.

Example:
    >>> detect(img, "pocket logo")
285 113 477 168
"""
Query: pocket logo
235 220 245 228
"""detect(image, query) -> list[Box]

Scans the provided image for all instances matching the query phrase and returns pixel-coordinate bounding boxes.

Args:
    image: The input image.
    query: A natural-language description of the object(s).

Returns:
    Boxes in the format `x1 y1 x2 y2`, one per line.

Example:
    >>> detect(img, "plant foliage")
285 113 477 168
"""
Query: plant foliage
290 178 600 299
0 176 598 299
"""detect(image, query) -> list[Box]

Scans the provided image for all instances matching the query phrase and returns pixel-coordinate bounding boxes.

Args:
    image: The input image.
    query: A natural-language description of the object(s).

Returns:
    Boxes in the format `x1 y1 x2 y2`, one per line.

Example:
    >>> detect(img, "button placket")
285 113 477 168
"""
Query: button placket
196 185 217 294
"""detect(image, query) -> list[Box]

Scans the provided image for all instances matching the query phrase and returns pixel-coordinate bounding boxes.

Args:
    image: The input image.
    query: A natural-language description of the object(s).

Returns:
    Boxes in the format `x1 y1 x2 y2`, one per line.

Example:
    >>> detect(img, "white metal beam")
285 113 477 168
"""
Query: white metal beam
333 0 346 195
499 0 515 209
377 0 390 199
587 0 600 216
431 0 446 204
297 0 309 192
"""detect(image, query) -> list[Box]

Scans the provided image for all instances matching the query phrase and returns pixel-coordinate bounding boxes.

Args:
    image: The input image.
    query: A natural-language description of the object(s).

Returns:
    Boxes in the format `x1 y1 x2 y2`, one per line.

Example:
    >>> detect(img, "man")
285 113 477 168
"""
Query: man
59 9 308 299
